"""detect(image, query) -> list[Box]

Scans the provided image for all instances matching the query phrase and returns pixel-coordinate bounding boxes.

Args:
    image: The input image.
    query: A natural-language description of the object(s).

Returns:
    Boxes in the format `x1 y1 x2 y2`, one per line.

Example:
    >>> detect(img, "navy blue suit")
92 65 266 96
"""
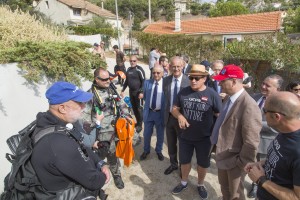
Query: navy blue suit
142 79 165 153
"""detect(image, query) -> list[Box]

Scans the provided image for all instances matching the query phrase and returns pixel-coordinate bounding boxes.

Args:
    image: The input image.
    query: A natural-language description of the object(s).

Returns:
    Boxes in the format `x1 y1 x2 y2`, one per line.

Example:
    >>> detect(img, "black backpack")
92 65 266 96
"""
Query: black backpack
0 121 102 200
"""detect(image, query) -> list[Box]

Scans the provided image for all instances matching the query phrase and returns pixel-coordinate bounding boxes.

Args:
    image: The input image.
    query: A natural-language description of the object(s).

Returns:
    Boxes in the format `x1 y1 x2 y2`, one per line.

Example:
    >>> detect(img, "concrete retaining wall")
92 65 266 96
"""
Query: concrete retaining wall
0 63 91 191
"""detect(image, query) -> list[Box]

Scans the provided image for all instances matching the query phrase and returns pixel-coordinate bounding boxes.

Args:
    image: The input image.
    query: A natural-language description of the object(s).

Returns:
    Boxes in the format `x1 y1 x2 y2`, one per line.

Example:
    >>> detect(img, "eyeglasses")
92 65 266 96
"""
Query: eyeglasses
172 66 181 69
152 72 161 75
130 60 137 62
262 108 286 116
189 76 205 81
97 77 110 81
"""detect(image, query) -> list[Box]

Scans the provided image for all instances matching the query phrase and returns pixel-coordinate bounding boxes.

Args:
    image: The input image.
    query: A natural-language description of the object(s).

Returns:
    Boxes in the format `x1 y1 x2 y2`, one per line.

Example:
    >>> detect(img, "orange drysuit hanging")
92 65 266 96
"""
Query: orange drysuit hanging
115 117 135 167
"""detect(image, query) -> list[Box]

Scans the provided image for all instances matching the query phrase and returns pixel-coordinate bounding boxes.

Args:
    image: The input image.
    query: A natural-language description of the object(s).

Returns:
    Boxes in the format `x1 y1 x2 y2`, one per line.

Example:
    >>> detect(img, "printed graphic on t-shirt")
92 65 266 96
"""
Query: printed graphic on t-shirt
183 97 210 122
265 139 282 180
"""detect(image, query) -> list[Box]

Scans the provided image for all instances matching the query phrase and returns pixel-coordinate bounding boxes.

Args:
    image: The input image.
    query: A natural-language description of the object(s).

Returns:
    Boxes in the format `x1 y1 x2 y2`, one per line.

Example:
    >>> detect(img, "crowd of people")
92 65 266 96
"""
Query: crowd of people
26 44 300 200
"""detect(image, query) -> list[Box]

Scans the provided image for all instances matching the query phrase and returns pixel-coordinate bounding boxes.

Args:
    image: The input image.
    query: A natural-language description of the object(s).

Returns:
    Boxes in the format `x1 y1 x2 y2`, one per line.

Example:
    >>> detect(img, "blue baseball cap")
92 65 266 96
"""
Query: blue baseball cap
46 81 93 105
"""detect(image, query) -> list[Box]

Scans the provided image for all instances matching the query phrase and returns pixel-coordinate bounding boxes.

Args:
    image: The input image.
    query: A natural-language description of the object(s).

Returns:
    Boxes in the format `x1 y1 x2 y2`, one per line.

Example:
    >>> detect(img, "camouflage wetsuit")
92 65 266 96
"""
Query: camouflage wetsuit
82 83 130 178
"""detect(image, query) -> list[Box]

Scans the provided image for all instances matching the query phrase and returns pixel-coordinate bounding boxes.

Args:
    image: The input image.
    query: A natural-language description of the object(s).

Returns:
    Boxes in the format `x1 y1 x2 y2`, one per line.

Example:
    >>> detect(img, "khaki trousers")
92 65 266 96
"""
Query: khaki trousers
218 166 246 200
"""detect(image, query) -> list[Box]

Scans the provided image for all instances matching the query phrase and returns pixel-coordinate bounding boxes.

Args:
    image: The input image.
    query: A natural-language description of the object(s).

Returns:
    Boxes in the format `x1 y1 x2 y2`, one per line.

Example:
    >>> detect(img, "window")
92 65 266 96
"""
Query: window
223 35 242 48
45 1 49 9
73 8 81 16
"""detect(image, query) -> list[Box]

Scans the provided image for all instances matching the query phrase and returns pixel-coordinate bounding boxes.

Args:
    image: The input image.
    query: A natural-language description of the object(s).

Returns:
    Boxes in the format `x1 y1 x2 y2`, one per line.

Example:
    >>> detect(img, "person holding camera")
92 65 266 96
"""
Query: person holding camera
82 67 131 190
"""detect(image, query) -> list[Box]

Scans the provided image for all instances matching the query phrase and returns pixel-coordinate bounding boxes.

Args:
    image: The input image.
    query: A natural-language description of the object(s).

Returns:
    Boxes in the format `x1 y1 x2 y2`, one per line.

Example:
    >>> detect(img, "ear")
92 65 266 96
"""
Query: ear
58 104 67 114
273 113 281 121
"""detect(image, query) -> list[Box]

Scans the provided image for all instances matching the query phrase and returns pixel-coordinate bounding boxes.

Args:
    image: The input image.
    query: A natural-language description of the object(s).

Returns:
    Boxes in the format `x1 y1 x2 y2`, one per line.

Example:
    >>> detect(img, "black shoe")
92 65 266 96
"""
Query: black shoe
157 153 164 161
197 185 208 199
136 126 142 133
172 183 188 194
248 183 257 198
98 189 108 200
140 152 149 160
113 175 124 189
164 165 178 175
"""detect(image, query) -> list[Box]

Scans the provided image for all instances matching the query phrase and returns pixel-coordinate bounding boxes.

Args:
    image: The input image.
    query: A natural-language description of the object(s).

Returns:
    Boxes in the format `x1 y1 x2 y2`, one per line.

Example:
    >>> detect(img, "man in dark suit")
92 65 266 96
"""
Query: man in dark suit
248 74 283 198
181 54 192 75
211 60 227 100
212 65 262 200
140 65 165 161
163 56 190 175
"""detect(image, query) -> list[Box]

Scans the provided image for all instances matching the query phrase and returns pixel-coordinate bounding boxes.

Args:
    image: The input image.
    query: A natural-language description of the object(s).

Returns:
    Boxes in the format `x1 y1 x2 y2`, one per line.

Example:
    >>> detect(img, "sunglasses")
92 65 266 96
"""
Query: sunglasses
262 108 286 116
130 60 137 62
189 76 204 81
152 72 161 75
292 88 300 92
97 77 110 81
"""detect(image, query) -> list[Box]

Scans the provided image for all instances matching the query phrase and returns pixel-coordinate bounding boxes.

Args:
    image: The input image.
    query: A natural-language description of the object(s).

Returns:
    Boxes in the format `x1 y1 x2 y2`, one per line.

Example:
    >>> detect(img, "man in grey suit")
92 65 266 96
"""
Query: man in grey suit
212 65 262 200
163 56 190 175
248 74 283 198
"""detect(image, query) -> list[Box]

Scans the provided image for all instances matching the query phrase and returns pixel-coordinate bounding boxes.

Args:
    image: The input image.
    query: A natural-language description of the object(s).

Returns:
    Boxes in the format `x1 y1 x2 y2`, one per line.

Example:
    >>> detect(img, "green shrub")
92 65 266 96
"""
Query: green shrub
0 41 107 86
133 32 223 63
0 6 66 49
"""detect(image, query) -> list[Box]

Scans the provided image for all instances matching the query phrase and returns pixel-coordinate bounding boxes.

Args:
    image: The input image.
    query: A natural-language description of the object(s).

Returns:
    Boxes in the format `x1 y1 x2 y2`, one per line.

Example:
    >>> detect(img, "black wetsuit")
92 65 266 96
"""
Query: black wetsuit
122 66 145 128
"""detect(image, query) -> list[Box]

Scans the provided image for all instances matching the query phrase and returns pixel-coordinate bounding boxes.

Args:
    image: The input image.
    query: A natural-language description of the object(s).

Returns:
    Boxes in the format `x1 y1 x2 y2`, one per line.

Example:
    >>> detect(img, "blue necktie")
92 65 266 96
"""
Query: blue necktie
172 79 178 106
210 99 231 145
258 97 266 109
151 81 158 110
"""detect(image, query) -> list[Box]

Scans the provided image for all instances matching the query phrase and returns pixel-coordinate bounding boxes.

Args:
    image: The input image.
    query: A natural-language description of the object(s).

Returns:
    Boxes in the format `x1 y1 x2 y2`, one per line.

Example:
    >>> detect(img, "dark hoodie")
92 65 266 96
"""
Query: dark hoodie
31 111 106 191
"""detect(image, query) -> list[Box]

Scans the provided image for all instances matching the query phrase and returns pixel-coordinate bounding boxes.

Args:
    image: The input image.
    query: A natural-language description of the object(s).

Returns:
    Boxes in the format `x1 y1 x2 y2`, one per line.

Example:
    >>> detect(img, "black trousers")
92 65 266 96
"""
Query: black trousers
165 114 180 167
129 90 143 128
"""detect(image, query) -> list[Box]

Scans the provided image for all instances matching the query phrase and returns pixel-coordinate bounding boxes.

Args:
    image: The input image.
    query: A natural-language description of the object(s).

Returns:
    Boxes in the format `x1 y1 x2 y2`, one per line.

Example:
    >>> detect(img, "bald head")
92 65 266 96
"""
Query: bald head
266 91 300 120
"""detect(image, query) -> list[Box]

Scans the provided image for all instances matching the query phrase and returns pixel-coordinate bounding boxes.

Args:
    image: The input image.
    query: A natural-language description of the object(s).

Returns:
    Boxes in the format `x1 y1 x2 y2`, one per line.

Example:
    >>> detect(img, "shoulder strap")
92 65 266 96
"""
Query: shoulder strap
33 126 66 145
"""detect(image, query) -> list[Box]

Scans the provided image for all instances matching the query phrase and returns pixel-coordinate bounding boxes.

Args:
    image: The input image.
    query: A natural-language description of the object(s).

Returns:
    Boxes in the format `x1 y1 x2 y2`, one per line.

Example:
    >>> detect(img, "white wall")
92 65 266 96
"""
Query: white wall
0 63 91 192
36 0 71 25
68 34 102 45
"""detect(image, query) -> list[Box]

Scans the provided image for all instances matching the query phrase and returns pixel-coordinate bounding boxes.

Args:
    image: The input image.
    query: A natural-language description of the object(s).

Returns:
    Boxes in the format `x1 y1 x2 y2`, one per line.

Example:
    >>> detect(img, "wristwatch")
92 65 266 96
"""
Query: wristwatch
97 160 107 171
257 176 268 187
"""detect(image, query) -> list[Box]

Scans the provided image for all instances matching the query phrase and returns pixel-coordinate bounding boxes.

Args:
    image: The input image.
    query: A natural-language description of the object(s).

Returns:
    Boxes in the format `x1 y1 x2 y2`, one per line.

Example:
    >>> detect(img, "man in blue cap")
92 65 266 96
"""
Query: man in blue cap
31 81 110 199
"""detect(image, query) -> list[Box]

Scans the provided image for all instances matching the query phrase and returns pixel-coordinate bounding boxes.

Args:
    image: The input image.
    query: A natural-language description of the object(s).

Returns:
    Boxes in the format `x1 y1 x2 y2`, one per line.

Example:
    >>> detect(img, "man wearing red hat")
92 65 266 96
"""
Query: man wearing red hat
211 64 262 200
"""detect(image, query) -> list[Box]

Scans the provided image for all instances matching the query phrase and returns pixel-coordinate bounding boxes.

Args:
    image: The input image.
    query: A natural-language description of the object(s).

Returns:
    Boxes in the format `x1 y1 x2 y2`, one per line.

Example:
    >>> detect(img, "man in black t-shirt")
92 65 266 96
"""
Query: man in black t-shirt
171 64 222 199
245 92 300 200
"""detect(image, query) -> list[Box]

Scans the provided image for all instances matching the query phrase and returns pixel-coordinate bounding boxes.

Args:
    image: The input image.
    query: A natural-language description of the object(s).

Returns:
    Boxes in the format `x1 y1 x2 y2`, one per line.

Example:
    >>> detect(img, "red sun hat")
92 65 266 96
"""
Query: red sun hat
213 64 244 81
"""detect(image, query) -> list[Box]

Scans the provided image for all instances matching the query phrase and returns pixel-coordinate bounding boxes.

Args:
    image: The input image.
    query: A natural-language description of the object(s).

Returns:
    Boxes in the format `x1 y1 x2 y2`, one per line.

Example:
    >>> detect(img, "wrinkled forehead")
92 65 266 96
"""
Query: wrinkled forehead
171 58 183 66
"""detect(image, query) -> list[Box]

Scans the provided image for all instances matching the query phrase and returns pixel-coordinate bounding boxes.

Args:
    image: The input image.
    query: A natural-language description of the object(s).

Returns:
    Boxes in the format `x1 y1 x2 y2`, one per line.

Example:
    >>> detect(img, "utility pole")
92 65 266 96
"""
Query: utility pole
129 11 133 55
115 0 121 49
148 0 151 24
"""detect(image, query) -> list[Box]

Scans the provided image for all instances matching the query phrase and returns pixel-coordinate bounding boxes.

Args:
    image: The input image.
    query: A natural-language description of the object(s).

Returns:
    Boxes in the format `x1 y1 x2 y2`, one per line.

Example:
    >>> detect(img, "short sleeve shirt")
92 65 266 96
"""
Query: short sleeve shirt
174 86 222 141
257 130 300 200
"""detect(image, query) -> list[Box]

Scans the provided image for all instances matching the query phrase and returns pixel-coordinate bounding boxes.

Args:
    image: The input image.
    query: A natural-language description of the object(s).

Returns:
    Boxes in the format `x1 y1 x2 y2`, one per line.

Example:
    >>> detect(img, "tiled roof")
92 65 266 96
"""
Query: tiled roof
143 12 282 35
58 0 116 18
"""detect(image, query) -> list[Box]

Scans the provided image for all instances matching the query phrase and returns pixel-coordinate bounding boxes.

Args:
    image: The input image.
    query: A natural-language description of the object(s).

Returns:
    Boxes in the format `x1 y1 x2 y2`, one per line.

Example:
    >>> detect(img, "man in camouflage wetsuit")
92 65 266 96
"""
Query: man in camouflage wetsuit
82 67 131 189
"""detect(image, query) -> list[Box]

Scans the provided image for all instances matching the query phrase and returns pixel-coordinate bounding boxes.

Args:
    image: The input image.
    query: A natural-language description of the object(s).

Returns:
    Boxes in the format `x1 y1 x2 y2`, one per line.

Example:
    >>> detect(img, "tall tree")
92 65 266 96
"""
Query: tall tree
209 1 249 17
